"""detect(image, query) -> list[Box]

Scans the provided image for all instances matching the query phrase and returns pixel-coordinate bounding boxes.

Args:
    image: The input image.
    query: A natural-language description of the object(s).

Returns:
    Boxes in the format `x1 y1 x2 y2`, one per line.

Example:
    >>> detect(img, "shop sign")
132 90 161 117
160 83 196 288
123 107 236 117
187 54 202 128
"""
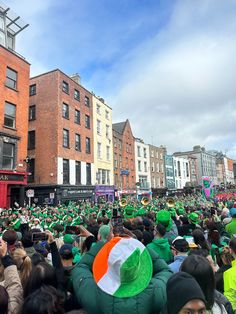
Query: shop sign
0 174 24 182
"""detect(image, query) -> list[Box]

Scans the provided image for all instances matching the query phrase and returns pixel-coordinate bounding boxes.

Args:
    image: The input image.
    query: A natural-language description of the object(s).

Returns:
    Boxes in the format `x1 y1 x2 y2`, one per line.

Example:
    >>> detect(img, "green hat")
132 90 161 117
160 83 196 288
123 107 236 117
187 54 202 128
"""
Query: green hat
124 205 135 219
63 234 75 244
188 212 199 225
156 210 173 232
178 208 186 215
169 208 176 218
136 207 146 217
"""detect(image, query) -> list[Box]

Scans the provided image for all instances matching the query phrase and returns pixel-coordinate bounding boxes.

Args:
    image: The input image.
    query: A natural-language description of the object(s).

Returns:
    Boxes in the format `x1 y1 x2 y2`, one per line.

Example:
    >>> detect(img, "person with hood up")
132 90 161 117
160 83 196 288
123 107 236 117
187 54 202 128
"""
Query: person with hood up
147 223 173 263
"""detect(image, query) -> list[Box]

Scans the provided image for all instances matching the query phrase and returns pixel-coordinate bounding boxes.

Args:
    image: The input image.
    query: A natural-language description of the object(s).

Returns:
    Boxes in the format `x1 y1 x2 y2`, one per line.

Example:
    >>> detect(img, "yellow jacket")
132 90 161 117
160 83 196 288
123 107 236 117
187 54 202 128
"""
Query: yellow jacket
224 259 236 310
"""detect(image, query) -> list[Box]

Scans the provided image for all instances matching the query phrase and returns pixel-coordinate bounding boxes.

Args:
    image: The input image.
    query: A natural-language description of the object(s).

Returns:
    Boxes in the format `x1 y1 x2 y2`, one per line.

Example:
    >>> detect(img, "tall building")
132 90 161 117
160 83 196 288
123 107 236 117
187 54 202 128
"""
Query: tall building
174 146 217 184
27 70 95 204
112 119 136 198
0 4 30 208
134 138 151 199
172 156 190 189
92 95 114 202
149 144 166 189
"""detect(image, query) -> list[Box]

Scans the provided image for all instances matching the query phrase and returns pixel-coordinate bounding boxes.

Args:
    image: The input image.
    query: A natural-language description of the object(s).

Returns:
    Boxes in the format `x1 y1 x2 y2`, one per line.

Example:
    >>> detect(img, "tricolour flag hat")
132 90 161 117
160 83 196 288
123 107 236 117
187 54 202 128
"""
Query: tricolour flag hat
93 237 153 298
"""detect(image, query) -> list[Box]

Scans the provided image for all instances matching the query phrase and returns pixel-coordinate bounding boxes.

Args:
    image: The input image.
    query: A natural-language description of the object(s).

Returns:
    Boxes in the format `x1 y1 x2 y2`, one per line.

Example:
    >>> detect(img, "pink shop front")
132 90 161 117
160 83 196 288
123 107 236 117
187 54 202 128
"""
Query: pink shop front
94 185 115 203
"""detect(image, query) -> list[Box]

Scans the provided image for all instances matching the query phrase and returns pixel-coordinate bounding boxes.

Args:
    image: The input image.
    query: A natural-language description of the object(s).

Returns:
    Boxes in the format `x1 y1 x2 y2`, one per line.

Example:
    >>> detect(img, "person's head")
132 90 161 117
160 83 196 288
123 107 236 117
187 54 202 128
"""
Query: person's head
192 229 210 251
59 244 73 267
166 272 206 314
21 285 64 314
229 238 236 259
155 223 166 238
220 246 233 265
181 255 215 310
12 248 32 287
97 225 111 242
2 230 17 245
31 253 45 266
172 237 189 256
0 286 8 314
23 262 58 298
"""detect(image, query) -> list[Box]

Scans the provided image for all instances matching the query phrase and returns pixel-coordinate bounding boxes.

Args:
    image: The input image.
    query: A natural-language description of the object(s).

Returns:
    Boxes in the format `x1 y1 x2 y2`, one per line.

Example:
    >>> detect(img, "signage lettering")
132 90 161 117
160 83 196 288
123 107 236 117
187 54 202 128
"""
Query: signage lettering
0 174 24 182
0 175 8 181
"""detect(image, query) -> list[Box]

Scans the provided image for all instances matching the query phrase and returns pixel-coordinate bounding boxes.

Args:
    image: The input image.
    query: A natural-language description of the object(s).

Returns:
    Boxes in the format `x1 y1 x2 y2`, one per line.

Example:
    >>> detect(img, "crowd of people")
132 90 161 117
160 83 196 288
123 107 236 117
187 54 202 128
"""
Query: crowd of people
0 192 236 314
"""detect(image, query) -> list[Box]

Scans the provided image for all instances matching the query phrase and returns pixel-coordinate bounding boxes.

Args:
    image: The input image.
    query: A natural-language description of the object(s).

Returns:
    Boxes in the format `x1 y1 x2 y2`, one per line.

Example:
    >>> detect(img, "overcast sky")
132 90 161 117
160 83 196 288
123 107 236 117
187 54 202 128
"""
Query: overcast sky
7 0 236 159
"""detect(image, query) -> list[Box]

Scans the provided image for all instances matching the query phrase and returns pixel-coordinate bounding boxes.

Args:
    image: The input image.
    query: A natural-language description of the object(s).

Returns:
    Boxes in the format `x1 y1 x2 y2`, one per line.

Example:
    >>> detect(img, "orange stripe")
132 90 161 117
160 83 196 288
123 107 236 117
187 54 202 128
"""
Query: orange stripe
93 237 122 283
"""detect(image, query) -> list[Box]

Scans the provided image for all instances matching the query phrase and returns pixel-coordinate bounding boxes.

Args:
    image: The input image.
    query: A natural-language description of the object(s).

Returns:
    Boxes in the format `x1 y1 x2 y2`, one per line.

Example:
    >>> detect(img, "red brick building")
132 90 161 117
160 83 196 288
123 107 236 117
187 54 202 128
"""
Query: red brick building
112 120 136 197
0 6 30 208
27 70 95 204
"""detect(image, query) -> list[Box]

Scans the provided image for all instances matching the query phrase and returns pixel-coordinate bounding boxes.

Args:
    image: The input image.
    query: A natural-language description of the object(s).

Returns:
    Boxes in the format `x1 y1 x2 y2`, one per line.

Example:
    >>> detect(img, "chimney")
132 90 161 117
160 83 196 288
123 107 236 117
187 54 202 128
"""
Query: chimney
70 73 81 85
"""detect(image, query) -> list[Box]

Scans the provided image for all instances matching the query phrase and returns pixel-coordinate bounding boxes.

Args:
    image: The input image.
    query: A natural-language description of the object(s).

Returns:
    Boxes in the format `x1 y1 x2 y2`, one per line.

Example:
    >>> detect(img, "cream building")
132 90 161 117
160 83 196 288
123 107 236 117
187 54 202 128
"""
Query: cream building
92 96 114 187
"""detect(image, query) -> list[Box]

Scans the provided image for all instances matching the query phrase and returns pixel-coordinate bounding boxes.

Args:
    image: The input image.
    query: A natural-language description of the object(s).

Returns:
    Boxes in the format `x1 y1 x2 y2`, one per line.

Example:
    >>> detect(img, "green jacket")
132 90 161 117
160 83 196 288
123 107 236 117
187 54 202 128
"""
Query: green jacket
147 238 173 263
225 218 236 238
72 241 172 314
224 259 236 311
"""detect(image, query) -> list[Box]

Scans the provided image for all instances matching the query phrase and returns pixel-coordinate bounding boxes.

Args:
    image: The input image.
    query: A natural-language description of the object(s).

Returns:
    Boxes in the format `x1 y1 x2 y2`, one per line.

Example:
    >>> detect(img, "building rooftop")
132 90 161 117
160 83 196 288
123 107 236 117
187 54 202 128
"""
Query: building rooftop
112 121 126 134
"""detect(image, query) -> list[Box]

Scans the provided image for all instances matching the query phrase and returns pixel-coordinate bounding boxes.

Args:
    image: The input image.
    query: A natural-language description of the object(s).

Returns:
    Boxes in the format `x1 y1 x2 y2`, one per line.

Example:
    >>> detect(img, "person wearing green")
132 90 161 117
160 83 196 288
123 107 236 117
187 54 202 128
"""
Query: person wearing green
225 207 236 238
147 223 173 263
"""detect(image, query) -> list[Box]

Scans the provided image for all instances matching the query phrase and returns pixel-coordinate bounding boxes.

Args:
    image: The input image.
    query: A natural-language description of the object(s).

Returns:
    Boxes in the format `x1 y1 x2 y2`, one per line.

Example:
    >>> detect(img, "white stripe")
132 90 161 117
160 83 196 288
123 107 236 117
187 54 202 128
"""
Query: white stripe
97 238 145 295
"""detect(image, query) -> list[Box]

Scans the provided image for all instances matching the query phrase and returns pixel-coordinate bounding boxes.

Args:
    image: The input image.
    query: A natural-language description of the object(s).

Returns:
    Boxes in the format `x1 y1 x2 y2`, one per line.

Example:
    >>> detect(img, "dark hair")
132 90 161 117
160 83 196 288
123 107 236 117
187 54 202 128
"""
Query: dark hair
21 231 34 248
172 239 189 253
0 286 8 314
31 253 45 266
229 238 236 255
21 285 64 314
24 262 58 298
155 223 166 237
192 229 210 251
189 248 209 258
181 255 215 310
2 230 17 245
132 229 143 242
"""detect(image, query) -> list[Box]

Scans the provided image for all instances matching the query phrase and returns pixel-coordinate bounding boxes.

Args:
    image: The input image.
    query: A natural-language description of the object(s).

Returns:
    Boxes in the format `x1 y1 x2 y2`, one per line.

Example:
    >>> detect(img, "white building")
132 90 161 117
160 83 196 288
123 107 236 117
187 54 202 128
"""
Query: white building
173 156 191 189
134 138 151 196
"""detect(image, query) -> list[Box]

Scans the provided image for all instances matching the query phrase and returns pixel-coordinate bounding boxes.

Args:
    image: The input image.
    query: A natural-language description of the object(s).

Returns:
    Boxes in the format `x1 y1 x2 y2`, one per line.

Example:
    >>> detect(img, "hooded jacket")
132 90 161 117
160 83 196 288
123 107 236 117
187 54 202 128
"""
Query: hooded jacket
147 238 173 263
72 241 172 314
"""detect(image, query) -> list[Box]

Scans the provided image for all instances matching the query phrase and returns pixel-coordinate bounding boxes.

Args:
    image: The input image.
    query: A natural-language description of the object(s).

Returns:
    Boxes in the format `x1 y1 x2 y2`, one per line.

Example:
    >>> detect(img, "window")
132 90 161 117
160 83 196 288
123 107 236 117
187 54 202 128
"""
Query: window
0 15 4 30
86 137 91 154
29 105 36 121
2 143 15 170
62 103 69 119
107 170 110 185
86 163 91 184
6 67 17 89
114 154 118 167
4 102 16 128
29 84 36 96
85 96 90 107
102 169 106 185
97 119 101 134
143 148 147 158
63 129 69 148
177 161 181 177
74 89 80 101
156 162 160 172
85 115 90 129
114 138 117 147
27 158 35 183
62 81 69 94
75 161 81 185
160 153 163 160
186 163 189 177
106 125 109 138
28 130 36 150
138 160 141 172
144 161 147 172
105 110 109 120
151 150 154 158
97 142 102 159
75 134 81 151
106 146 110 161
156 151 159 159
137 146 141 157
152 162 155 172
7 34 14 50
75 109 80 124
63 159 70 184
96 104 101 114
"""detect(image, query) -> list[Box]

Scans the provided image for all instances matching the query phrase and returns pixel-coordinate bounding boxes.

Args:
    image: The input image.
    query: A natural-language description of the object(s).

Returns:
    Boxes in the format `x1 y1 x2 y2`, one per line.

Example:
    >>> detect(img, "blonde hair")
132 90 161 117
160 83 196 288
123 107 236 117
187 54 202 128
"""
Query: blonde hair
12 248 32 287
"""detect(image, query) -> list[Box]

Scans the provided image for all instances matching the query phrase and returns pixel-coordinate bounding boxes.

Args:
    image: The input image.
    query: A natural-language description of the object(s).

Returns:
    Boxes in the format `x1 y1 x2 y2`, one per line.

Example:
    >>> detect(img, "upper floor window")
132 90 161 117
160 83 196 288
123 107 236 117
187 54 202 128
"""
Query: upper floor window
86 137 91 154
29 84 36 96
62 81 69 94
29 105 36 121
74 89 80 101
2 142 15 170
63 159 70 184
106 125 109 138
4 102 16 128
6 67 17 89
96 104 101 114
85 96 90 107
106 146 110 161
63 129 69 148
85 115 90 129
138 160 141 172
75 133 81 151
143 148 147 158
28 130 36 150
105 110 109 120
62 103 69 119
97 142 102 159
75 109 80 124
97 119 101 134
137 146 141 157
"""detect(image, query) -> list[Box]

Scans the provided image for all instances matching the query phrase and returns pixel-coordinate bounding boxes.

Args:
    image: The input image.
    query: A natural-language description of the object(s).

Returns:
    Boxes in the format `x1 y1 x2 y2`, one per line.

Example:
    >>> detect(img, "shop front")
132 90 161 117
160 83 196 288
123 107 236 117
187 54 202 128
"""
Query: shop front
94 185 115 203
0 170 28 208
